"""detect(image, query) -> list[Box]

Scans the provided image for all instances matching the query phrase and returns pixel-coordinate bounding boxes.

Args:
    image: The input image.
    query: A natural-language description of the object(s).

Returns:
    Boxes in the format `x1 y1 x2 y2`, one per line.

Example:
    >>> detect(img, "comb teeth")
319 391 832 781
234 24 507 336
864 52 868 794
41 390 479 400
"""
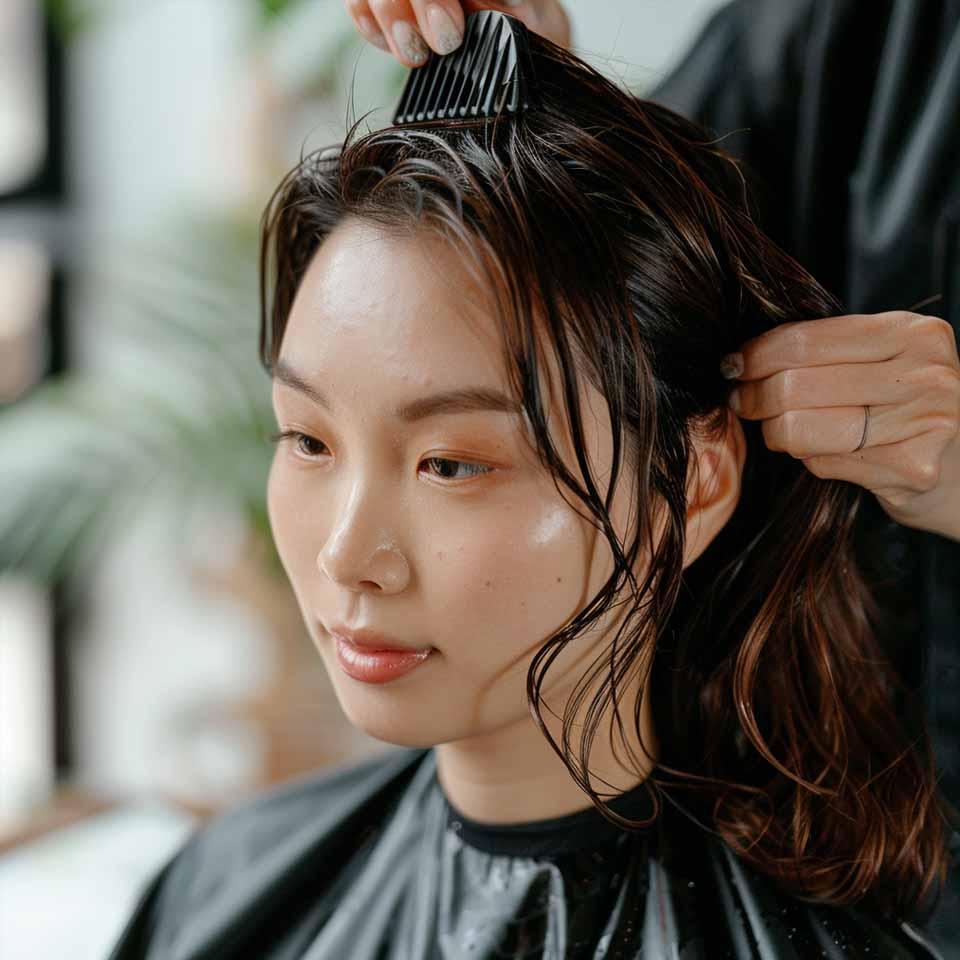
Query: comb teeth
392 10 538 125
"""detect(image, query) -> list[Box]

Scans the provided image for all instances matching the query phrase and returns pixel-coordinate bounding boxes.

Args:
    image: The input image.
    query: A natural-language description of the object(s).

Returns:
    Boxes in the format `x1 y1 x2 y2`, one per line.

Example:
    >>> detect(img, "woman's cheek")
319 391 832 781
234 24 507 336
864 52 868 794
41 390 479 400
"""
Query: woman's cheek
516 500 591 600
266 457 312 578
452 499 589 639
266 456 284 548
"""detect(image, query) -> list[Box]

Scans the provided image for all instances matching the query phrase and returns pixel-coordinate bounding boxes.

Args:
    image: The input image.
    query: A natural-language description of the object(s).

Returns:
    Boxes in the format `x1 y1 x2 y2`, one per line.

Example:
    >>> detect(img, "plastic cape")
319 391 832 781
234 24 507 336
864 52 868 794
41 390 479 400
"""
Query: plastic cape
106 745 944 959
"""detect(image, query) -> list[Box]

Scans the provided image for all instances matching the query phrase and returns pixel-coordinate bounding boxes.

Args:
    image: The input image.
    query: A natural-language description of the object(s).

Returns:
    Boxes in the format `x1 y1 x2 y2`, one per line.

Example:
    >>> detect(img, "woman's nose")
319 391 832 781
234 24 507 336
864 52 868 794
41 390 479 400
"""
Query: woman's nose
315 485 410 593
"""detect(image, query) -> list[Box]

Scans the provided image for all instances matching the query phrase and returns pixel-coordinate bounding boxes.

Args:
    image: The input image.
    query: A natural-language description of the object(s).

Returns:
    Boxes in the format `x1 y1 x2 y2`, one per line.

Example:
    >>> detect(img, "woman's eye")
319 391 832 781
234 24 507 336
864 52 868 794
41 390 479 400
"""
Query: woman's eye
420 457 493 482
268 431 493 483
269 430 329 458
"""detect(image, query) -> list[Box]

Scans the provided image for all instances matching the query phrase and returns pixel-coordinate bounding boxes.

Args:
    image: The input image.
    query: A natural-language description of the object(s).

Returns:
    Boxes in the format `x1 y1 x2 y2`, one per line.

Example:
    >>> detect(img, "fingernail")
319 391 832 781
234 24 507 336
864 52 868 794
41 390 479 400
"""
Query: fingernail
719 352 743 379
357 15 390 50
728 387 741 412
425 4 463 54
392 19 430 64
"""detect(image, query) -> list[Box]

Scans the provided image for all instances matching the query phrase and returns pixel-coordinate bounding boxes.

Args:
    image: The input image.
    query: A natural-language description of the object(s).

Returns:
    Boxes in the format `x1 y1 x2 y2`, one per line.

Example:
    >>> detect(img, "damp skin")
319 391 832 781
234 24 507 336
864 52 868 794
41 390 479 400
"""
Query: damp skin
267 216 746 825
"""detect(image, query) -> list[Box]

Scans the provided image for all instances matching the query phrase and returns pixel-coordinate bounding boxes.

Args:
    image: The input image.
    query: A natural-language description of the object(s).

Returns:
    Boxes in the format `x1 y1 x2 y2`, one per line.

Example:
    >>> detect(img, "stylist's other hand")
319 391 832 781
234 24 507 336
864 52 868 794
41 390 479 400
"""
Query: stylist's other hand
345 0 571 67
721 311 960 542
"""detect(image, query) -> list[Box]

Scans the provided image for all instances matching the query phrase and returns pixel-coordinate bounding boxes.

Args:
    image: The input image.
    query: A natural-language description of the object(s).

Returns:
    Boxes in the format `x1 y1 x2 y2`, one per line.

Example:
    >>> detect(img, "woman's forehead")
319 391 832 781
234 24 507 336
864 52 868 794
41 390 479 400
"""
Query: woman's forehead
280 219 613 456
287 219 502 356
299 218 488 304
274 225 511 432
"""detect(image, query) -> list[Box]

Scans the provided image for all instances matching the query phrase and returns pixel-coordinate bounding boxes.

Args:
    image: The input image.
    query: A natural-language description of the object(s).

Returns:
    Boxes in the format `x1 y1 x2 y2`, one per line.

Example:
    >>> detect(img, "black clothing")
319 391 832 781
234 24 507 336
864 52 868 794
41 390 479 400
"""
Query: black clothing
650 3 960 949
106 746 944 959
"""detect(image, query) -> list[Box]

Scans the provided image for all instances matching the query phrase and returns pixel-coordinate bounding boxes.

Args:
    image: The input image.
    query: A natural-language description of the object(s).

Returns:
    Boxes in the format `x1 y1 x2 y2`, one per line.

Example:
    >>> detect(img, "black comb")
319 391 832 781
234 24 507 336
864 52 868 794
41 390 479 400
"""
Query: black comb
392 10 540 125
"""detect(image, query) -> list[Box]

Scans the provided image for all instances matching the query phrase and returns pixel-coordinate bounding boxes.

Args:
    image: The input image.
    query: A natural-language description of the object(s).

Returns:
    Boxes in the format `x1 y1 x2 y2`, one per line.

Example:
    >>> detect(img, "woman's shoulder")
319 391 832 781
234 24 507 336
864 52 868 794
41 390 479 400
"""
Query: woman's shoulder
671 818 951 960
175 743 428 876
195 744 427 842
106 745 430 959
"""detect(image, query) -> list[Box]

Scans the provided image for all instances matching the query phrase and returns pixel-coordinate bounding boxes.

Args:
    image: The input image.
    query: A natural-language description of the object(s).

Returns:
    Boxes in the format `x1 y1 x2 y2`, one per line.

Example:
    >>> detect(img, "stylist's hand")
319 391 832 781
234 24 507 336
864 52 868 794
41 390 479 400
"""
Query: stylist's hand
721 311 960 542
345 0 571 67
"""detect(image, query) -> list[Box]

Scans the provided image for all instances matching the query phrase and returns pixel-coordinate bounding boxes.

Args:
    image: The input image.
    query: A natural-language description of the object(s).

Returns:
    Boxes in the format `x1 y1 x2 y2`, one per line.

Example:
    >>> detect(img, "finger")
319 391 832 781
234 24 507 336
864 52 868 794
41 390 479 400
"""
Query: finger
723 311 919 383
414 0 544 56
461 1 551 39
734 353 960 423
408 0 466 54
800 446 903 490
462 0 530 13
799 428 954 496
345 0 392 50
730 357 915 420
368 0 432 66
760 402 919 458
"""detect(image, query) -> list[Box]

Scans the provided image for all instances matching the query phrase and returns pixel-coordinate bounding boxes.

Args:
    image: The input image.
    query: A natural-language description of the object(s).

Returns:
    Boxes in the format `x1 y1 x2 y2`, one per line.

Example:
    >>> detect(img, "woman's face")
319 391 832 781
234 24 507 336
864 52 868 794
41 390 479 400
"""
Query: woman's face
267 215 657 792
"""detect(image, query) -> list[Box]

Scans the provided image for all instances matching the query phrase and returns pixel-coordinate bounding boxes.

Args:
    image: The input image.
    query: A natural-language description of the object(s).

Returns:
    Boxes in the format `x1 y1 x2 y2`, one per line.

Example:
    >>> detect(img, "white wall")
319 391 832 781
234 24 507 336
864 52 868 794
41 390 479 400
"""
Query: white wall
567 0 723 90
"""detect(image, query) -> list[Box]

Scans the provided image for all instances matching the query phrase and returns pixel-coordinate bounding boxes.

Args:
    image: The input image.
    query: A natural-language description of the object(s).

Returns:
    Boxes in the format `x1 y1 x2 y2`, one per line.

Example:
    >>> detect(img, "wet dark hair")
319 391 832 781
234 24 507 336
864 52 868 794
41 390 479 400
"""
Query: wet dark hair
258 34 953 923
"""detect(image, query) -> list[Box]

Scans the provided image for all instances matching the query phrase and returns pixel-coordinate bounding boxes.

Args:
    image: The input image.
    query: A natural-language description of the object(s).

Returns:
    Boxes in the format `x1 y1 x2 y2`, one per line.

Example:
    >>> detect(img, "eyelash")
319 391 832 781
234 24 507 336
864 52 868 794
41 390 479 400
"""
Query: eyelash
268 430 494 483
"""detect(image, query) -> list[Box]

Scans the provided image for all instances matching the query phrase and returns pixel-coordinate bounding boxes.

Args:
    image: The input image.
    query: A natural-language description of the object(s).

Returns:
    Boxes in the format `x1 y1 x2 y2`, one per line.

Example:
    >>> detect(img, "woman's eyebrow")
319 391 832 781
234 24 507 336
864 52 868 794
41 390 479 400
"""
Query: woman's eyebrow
272 358 523 423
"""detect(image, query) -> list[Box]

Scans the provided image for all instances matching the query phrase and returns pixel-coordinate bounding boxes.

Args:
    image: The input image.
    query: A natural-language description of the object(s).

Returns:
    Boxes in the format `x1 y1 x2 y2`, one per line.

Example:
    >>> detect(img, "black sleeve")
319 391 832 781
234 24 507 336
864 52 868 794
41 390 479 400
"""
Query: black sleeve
645 0 896 293
648 1 807 135
646 0 813 246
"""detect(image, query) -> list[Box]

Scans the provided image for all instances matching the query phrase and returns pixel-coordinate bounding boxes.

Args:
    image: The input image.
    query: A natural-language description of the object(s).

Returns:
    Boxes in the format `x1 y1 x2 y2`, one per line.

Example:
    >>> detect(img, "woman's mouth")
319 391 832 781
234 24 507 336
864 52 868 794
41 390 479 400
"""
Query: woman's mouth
333 634 435 684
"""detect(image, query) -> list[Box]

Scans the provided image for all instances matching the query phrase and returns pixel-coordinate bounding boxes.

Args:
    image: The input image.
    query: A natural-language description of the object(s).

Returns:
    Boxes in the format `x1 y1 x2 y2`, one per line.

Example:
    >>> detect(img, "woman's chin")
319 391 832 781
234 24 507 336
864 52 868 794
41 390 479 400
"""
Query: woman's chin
328 686 449 748
343 714 443 750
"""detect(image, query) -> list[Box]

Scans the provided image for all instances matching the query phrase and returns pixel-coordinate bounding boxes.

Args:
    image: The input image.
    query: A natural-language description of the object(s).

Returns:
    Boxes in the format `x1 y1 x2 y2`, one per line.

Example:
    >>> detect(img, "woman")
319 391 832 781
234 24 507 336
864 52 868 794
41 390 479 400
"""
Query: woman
107 18 953 960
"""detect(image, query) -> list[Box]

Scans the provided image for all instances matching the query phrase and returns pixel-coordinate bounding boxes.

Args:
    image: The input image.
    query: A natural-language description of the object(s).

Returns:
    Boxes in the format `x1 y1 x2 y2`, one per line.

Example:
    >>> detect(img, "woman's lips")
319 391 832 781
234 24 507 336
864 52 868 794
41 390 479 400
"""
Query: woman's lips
327 622 430 652
333 634 435 684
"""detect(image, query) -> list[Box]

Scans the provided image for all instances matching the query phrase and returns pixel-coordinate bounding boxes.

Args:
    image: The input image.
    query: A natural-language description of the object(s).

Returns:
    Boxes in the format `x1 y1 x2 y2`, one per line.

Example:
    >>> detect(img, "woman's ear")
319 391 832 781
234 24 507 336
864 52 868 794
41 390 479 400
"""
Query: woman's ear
683 406 746 568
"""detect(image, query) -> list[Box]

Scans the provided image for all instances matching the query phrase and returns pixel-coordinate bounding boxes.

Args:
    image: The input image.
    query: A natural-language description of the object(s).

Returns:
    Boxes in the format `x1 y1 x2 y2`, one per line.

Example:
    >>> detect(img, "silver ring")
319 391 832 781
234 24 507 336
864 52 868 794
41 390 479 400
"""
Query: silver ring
853 404 870 452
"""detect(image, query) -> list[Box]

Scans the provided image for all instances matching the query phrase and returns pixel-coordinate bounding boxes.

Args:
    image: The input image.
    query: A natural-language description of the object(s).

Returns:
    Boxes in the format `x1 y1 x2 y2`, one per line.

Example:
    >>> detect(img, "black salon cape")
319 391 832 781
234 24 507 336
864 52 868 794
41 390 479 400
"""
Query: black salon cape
106 745 944 959
650 2 960 948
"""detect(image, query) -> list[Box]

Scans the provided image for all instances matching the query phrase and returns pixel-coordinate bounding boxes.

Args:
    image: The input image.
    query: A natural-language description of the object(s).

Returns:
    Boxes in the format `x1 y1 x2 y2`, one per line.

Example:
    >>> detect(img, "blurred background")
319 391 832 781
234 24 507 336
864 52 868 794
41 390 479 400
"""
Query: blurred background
0 0 730 955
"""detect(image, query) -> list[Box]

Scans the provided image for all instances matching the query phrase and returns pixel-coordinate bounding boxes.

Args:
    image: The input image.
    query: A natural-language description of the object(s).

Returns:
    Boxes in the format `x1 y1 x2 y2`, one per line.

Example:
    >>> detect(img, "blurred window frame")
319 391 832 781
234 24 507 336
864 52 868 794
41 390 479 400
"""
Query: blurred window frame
0 2 74 826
